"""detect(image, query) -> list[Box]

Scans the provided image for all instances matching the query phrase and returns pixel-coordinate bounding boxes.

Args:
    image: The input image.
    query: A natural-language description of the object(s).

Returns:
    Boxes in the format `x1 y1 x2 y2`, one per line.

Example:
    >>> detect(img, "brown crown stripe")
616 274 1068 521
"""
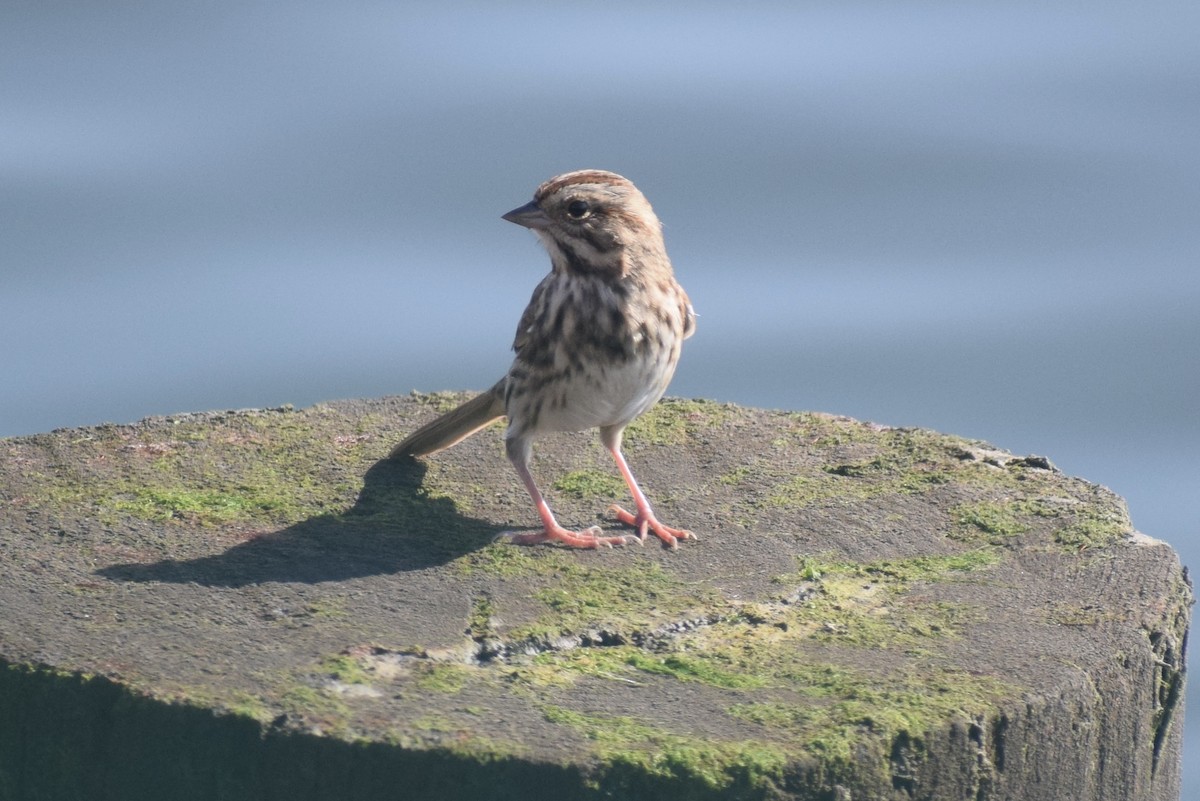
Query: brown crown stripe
535 170 632 200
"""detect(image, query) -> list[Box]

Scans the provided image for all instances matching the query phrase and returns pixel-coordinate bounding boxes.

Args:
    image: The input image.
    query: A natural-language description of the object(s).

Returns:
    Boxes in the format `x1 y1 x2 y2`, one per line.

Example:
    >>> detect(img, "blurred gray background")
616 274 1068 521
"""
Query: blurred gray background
3 1 1196 790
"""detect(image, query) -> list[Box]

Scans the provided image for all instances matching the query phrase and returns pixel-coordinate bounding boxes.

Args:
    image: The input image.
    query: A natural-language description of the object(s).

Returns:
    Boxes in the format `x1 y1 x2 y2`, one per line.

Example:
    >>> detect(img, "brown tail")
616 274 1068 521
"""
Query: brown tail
390 380 506 458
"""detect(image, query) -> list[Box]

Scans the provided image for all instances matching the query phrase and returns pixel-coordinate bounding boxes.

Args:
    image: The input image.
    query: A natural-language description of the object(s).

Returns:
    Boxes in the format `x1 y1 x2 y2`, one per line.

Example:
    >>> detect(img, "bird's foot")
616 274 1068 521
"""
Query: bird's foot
499 523 635 549
608 504 697 550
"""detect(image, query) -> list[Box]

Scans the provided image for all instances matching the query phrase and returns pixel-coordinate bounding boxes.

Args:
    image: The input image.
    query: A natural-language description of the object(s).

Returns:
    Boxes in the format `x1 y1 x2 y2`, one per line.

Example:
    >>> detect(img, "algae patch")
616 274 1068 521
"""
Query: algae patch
552 469 627 501
766 428 974 509
726 663 1011 764
108 485 297 525
951 490 1131 551
514 561 719 644
624 398 735 446
23 408 373 528
541 704 790 793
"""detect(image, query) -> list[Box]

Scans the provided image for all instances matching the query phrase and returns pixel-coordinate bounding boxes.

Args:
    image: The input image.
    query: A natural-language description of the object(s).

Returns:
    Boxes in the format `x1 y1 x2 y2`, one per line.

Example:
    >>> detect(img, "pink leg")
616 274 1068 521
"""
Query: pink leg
503 455 634 549
607 446 696 550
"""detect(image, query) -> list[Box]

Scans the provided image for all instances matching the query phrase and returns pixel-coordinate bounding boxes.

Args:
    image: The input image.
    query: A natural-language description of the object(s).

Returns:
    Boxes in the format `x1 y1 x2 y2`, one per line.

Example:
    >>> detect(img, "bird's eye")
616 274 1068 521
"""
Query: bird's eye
566 199 590 219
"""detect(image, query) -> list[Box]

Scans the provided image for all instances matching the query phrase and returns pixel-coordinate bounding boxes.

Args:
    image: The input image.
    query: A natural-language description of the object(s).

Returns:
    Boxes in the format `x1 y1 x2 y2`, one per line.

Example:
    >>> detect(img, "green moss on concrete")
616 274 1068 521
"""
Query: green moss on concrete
413 663 471 694
727 663 1012 765
468 595 497 640
21 408 369 528
952 500 1031 541
320 655 371 685
950 491 1131 551
621 652 769 689
773 412 879 450
552 469 627 500
624 398 734 446
110 485 299 526
465 546 1005 693
716 465 752 486
767 471 878 508
457 549 722 644
304 598 350 620
512 562 719 643
766 557 986 651
767 429 981 509
758 418 1131 554
1049 488 1132 550
344 541 1009 788
789 549 1002 586
278 684 353 733
223 691 275 724
454 544 553 578
468 544 1006 782
540 705 791 793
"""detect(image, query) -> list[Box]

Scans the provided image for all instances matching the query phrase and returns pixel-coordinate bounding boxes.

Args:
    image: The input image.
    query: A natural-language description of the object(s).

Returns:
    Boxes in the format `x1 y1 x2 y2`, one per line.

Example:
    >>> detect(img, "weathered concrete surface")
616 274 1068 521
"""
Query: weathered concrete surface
0 394 1190 800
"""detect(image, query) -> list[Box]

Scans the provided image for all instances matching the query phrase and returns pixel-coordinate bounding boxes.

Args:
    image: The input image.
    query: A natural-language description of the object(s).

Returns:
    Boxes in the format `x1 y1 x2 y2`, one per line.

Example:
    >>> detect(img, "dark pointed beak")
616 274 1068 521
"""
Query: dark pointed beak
502 200 552 230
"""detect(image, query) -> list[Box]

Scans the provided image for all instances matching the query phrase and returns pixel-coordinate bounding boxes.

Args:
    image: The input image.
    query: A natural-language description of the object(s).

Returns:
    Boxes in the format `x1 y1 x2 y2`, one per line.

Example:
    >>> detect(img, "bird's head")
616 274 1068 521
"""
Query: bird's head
502 169 666 277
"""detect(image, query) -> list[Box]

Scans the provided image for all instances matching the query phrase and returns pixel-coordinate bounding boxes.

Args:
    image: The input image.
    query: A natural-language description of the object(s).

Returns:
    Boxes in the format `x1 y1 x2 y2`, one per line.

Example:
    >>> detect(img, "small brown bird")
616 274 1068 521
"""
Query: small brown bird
391 170 697 549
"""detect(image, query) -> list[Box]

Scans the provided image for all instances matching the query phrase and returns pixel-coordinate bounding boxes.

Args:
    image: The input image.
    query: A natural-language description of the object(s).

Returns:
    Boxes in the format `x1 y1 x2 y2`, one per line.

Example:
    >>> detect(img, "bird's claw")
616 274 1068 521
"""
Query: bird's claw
608 504 696 549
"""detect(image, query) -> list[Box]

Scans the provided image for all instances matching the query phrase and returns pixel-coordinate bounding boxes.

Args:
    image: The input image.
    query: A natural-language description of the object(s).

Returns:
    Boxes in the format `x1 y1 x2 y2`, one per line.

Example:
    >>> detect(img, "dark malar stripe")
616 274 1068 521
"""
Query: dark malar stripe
552 238 593 276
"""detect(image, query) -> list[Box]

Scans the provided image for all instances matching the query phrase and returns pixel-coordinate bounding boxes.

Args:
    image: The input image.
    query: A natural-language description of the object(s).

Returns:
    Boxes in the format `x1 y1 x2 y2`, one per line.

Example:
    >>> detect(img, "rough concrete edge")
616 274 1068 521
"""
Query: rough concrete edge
0 398 1193 801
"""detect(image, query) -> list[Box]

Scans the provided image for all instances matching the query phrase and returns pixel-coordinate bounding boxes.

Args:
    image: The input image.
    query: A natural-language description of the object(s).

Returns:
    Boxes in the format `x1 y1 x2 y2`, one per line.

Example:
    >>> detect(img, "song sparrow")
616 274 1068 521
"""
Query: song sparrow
391 169 696 549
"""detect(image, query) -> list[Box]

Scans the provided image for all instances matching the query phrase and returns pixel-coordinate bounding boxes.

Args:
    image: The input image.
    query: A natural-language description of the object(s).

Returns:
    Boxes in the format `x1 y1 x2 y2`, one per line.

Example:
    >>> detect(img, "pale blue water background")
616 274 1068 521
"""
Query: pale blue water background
3 2 1197 790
